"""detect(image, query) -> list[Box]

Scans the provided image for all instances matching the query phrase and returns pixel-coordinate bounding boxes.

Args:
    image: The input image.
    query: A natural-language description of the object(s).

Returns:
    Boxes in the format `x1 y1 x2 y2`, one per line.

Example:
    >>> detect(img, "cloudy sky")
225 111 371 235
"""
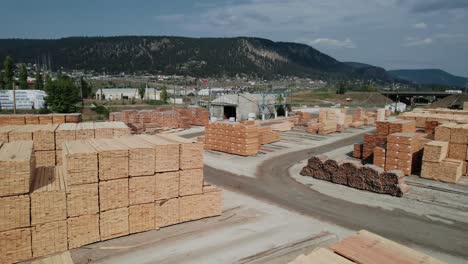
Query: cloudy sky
1 0 467 76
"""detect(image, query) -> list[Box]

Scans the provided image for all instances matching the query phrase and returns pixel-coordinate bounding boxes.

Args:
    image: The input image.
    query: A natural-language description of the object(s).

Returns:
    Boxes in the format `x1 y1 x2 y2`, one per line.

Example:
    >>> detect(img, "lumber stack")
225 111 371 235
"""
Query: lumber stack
318 109 338 135
0 122 130 167
353 143 363 159
110 107 210 133
399 108 468 127
0 141 35 263
421 140 463 183
204 122 260 156
385 133 425 176
0 134 221 262
0 114 81 126
300 155 410 197
258 126 281 145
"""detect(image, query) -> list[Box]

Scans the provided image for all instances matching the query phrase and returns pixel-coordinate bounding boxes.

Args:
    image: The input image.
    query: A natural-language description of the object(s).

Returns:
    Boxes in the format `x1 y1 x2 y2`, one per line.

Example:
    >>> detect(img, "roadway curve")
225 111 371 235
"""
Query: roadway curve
203 132 468 259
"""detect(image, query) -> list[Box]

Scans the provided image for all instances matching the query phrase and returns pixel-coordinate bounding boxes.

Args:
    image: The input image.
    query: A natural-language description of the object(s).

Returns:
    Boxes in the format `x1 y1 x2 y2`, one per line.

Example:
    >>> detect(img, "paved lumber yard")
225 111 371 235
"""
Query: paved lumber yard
1 107 468 264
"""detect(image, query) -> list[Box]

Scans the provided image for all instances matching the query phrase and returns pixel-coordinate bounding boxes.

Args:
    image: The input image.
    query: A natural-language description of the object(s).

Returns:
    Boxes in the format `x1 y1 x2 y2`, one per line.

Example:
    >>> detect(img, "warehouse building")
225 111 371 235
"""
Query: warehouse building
209 93 279 121
95 88 161 100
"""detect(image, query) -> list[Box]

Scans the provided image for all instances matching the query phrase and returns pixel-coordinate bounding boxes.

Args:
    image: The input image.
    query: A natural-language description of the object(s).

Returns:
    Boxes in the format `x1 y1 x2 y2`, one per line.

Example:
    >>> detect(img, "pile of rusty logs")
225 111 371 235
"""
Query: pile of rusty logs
300 155 411 197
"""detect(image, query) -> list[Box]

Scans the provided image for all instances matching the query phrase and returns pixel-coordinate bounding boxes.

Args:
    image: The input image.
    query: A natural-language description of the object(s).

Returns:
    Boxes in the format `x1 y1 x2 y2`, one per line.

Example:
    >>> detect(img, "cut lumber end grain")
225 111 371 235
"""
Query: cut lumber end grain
31 220 67 258
100 207 129 241
129 203 155 234
155 198 180 228
67 214 100 249
0 194 30 232
0 140 35 196
0 227 32 264
30 167 67 225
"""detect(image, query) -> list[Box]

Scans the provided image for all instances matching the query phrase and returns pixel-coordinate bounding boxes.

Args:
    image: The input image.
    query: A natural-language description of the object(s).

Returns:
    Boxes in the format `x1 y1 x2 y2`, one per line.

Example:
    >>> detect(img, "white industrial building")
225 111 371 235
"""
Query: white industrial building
95 88 161 100
210 93 280 121
0 90 46 110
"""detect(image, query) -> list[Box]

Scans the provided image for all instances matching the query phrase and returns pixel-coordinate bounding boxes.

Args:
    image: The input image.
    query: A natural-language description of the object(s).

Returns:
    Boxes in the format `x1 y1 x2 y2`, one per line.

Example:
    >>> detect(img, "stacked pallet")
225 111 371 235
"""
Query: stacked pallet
204 122 260 156
373 147 386 168
420 141 463 183
318 109 338 135
385 133 425 176
300 155 410 197
0 141 35 263
360 120 417 162
0 114 81 126
258 126 281 145
110 108 210 133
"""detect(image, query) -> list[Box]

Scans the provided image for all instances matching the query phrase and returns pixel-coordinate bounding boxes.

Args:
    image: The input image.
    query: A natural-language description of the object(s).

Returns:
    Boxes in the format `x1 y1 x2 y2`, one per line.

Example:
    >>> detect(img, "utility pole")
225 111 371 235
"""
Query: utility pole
13 82 16 114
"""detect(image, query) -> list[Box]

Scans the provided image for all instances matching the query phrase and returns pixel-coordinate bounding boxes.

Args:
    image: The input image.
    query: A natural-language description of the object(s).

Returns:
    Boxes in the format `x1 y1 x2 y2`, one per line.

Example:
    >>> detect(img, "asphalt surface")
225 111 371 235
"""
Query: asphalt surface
204 132 468 260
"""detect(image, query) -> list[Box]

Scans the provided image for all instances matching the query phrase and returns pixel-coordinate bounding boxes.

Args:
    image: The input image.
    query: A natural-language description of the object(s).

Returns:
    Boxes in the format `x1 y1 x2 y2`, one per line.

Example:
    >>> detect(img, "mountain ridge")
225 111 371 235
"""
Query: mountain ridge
0 36 390 80
388 69 468 88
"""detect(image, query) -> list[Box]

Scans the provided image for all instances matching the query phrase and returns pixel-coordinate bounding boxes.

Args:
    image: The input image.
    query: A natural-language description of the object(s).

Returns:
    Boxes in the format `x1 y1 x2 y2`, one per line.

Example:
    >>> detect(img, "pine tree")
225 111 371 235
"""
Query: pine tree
44 75 80 113
79 77 92 98
161 85 169 103
19 64 28 89
138 84 146 100
0 71 5 89
34 70 44 90
3 56 14 89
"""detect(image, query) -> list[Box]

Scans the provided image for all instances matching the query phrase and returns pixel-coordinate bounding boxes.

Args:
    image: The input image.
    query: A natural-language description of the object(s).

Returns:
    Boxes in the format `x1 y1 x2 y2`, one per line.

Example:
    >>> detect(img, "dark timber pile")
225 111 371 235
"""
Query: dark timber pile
300 156 411 197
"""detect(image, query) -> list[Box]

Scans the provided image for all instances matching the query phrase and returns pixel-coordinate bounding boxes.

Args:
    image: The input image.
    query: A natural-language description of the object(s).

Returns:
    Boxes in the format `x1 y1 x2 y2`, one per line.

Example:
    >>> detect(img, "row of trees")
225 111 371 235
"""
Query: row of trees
0 56 45 90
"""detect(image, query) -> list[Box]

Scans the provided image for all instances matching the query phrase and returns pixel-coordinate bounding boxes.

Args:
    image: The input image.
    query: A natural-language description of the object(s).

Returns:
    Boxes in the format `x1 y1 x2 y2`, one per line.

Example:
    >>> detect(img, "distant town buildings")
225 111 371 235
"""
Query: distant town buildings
95 88 161 100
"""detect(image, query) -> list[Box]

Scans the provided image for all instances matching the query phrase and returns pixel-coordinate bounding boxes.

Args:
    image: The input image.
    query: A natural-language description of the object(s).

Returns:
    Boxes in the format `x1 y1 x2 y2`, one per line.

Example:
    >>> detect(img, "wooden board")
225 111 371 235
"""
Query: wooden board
137 135 180 172
129 203 155 234
0 194 30 232
117 137 155 176
179 169 203 196
289 248 353 264
55 123 77 150
158 134 204 170
155 198 179 228
67 214 100 249
110 121 131 138
129 176 155 205
329 230 446 264
65 183 99 217
31 220 67 258
76 122 95 140
33 124 59 151
0 227 32 263
30 167 67 225
35 150 56 167
8 125 36 141
0 125 18 142
90 138 129 180
62 140 98 186
94 122 114 139
0 141 35 196
99 178 129 211
155 171 179 200
100 207 129 241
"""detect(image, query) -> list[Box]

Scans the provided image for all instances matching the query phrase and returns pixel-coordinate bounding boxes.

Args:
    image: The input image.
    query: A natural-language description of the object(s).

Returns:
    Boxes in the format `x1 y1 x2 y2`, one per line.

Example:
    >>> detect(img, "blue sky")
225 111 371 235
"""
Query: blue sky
1 0 467 77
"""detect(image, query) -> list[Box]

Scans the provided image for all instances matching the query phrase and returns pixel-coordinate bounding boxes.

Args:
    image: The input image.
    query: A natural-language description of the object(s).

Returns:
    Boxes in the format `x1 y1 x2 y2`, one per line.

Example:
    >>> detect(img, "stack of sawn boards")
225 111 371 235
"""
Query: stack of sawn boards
0 121 130 168
204 121 282 156
0 134 222 263
0 113 81 126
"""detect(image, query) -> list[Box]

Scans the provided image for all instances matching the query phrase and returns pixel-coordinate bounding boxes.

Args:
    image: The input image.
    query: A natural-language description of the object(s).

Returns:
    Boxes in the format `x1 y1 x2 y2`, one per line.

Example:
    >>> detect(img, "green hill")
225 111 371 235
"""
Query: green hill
388 69 467 88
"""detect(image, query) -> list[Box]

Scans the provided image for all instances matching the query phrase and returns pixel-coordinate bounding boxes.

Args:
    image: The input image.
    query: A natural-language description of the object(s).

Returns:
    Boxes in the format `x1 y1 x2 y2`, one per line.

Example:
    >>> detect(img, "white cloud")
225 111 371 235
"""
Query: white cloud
404 38 433 46
413 22 427 29
308 38 356 49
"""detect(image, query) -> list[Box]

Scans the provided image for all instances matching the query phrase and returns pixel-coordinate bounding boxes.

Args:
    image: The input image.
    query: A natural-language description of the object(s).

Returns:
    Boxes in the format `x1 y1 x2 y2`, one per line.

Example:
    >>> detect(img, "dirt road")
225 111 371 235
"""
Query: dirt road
204 133 468 259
